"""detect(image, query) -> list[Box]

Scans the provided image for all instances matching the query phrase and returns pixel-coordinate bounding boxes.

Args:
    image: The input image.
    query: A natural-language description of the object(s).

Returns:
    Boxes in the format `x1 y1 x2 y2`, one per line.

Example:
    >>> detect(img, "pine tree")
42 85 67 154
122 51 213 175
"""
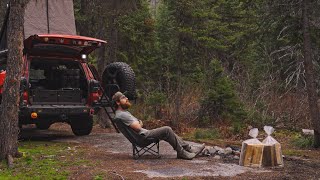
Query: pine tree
0 0 29 166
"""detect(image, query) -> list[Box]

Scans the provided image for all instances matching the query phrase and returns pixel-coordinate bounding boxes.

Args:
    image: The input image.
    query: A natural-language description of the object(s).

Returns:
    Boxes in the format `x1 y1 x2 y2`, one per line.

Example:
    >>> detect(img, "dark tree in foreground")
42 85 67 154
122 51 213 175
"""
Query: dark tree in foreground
302 0 320 148
0 0 29 166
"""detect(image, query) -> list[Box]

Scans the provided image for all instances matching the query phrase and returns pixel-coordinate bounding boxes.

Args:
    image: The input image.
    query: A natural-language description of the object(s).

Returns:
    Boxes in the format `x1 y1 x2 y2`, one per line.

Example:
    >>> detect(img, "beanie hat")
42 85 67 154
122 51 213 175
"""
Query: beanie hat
112 92 126 102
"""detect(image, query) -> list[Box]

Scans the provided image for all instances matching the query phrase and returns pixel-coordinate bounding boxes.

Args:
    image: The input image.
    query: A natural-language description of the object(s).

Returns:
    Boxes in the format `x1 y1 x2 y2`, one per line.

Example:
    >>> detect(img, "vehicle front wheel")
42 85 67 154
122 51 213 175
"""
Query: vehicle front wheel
70 116 93 136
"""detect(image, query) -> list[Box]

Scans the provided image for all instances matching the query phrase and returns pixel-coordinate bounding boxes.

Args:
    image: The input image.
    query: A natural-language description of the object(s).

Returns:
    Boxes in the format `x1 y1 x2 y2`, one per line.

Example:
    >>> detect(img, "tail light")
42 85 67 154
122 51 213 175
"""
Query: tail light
23 91 28 104
89 80 101 104
20 77 28 104
90 109 95 115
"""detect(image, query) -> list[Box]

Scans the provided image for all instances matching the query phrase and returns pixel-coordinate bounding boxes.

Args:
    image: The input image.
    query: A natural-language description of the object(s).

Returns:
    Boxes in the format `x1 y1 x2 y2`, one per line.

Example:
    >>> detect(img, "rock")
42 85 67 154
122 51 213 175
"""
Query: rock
214 146 224 152
234 155 240 160
202 146 217 156
302 129 314 135
224 147 233 155
202 148 211 156
208 146 217 154
233 150 241 156
228 145 241 152
213 155 221 159
43 155 55 158
218 149 225 155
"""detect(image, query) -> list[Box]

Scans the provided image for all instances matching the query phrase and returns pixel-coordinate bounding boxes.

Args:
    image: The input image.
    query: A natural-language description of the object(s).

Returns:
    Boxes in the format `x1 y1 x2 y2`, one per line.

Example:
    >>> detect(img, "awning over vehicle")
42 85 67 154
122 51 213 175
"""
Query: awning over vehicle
0 0 77 50
24 0 76 38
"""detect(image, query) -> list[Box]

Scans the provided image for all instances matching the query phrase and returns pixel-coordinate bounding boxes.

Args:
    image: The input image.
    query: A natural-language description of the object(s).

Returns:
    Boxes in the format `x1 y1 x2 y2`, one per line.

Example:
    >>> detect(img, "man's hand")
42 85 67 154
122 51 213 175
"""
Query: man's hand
129 121 143 133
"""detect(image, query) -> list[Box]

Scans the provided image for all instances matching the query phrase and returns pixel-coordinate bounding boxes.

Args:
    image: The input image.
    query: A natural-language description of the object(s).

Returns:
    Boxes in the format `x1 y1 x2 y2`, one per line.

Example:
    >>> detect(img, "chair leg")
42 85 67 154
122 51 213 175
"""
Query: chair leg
132 142 160 159
157 142 160 157
132 144 139 159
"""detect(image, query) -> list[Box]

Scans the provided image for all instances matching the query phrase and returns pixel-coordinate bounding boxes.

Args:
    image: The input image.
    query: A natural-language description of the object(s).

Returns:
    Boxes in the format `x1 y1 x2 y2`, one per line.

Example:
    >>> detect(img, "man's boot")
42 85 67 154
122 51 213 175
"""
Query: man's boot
177 149 196 160
183 143 205 156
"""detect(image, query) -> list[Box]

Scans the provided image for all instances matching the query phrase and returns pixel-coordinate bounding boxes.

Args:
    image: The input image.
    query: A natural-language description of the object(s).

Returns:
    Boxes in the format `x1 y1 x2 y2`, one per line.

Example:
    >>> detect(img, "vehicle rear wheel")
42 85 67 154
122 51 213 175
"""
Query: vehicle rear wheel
70 116 93 136
102 62 136 100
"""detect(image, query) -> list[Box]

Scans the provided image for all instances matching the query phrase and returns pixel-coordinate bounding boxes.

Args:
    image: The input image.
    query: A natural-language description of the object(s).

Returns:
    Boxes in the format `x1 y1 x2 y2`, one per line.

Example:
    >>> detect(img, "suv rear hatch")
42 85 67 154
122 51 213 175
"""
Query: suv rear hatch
24 34 106 58
24 34 106 105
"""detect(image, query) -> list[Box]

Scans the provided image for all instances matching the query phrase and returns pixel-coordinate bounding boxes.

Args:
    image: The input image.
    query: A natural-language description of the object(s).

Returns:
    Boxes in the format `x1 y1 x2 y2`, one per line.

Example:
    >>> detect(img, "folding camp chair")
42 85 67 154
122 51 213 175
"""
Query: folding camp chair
114 118 160 159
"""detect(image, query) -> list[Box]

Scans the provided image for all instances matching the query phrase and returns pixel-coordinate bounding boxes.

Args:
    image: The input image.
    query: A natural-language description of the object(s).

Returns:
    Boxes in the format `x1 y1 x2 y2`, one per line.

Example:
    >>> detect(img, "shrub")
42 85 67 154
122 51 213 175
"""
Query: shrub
194 128 220 139
199 59 247 125
291 135 314 148
145 91 167 119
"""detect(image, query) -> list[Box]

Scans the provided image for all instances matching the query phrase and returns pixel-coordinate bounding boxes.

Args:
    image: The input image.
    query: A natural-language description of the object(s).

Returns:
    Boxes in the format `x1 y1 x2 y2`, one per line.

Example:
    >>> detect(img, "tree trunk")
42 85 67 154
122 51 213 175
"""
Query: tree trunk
302 0 320 148
106 14 118 63
96 18 111 128
173 38 182 127
0 0 29 164
76 0 91 36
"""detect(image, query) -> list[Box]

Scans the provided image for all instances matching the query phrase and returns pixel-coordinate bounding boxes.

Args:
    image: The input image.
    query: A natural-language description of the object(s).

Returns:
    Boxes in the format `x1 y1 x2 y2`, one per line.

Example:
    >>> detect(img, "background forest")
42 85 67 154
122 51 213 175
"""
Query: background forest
1 0 319 136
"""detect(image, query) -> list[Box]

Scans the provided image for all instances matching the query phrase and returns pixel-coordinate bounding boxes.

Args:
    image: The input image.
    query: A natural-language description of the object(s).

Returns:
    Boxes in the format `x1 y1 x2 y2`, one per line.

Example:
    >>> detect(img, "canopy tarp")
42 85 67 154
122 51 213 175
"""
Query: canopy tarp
0 0 76 50
24 0 76 38
0 6 9 50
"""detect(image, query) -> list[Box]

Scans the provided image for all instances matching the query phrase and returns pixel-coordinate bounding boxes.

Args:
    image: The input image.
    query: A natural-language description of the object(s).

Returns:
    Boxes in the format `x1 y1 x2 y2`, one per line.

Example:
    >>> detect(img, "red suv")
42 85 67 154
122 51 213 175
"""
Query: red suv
0 2 136 136
0 34 136 136
3 34 106 135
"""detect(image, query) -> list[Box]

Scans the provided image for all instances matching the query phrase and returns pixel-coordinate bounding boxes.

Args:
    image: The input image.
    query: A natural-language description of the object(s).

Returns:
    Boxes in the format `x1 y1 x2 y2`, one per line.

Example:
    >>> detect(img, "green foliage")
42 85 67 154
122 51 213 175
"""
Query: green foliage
291 135 314 149
246 109 276 128
145 91 166 106
94 175 104 180
72 0 320 133
231 120 245 135
145 91 167 119
194 128 220 140
116 1 155 70
0 142 89 180
199 59 246 125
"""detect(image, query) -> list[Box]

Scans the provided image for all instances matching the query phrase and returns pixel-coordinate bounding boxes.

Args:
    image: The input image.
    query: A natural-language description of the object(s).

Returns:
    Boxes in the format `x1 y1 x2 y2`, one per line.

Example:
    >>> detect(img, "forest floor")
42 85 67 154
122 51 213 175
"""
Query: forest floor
17 123 320 180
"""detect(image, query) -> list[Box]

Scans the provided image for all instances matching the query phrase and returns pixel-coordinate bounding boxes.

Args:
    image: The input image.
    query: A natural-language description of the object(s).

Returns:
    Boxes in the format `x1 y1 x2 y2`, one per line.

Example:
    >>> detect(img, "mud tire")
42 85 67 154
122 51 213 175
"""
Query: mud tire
70 116 93 136
102 62 136 100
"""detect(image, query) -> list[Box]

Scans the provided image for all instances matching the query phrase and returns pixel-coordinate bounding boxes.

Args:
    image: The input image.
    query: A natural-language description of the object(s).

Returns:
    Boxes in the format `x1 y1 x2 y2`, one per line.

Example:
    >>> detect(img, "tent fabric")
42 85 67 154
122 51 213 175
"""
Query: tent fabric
0 6 9 50
23 0 48 38
24 0 76 39
47 0 76 35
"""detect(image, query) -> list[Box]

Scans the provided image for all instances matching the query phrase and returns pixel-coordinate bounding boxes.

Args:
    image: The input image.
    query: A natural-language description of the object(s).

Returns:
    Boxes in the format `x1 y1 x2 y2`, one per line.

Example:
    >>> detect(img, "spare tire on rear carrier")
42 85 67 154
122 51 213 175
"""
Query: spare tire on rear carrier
102 62 136 100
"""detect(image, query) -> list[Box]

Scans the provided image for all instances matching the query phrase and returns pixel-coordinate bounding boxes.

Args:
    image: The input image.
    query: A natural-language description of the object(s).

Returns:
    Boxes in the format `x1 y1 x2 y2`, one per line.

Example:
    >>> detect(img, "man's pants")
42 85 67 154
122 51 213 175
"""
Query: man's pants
144 126 188 153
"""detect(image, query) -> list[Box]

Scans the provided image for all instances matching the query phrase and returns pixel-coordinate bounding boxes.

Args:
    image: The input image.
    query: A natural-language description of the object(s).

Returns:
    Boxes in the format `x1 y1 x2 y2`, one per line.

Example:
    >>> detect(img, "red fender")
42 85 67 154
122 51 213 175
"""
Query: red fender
0 70 6 94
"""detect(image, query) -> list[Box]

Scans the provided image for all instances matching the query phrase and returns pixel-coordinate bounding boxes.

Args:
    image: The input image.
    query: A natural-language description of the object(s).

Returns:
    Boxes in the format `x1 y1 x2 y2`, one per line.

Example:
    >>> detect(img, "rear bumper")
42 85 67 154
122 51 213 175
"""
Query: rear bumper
19 105 93 124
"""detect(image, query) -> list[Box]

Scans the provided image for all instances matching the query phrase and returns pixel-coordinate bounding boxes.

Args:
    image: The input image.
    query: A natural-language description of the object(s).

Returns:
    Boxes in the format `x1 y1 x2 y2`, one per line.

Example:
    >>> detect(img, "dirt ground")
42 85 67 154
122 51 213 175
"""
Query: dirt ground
20 123 320 180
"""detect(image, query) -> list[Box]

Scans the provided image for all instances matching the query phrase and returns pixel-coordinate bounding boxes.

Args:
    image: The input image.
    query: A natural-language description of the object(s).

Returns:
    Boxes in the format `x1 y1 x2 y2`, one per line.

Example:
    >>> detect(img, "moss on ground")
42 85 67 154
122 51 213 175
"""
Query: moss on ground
0 141 90 180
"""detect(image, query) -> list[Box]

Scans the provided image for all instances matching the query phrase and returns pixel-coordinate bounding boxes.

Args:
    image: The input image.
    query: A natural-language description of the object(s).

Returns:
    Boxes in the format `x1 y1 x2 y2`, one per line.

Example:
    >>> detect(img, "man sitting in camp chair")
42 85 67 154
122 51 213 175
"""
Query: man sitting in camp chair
113 92 205 160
